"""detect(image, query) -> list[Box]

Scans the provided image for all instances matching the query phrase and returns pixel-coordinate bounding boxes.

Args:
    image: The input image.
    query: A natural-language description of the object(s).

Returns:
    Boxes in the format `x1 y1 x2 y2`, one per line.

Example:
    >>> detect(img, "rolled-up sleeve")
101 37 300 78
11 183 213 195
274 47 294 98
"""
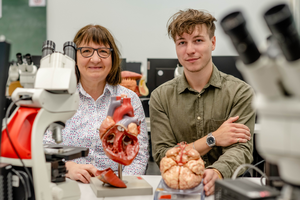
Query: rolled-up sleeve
207 84 256 178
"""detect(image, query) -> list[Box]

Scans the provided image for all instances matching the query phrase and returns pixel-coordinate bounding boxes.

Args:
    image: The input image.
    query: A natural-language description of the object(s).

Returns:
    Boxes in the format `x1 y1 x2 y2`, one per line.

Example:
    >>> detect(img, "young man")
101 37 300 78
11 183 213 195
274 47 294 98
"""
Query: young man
150 9 255 196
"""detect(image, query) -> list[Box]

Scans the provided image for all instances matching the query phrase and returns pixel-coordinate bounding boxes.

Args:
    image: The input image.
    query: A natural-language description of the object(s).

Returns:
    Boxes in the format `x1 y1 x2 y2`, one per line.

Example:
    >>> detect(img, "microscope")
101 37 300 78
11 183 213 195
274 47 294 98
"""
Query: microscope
219 3 300 200
16 53 38 89
6 61 19 97
1 40 88 200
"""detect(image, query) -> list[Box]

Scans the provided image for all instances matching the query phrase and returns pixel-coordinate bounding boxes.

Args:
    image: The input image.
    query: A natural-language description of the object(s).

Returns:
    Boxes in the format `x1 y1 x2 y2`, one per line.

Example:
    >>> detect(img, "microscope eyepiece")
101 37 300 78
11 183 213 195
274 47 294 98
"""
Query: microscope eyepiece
42 40 56 58
63 41 77 61
264 4 300 62
16 53 23 65
220 11 261 65
25 53 32 65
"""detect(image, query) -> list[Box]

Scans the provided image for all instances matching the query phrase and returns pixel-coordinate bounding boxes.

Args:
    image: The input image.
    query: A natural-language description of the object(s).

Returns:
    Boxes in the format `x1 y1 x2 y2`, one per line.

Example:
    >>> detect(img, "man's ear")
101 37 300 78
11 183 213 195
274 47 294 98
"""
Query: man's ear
211 36 216 51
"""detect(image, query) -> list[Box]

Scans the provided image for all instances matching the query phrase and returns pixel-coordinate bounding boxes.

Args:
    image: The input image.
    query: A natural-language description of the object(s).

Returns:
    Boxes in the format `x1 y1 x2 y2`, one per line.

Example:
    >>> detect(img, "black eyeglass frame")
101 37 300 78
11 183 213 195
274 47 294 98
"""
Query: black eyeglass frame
76 47 114 58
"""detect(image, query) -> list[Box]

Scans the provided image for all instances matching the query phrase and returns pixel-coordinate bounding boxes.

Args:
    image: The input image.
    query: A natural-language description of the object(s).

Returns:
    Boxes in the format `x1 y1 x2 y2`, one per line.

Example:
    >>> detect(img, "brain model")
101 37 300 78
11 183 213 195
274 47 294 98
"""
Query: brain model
160 142 205 190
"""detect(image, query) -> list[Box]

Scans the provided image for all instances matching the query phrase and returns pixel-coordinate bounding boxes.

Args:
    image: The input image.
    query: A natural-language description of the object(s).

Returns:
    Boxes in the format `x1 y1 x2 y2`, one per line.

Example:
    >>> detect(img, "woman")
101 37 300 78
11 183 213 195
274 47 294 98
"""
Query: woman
43 24 149 183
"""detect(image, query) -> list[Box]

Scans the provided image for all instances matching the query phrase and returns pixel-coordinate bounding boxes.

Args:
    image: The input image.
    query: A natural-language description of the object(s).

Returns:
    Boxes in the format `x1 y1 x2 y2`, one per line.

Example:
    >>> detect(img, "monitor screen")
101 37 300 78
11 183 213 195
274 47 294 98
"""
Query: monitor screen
120 58 127 71
123 62 141 74
120 59 142 75
147 58 180 98
212 56 244 82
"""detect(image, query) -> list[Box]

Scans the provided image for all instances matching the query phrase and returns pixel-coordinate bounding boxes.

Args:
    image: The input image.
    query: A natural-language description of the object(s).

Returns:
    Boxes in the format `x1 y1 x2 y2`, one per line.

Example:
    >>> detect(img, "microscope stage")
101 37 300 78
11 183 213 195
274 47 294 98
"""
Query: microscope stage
44 144 89 161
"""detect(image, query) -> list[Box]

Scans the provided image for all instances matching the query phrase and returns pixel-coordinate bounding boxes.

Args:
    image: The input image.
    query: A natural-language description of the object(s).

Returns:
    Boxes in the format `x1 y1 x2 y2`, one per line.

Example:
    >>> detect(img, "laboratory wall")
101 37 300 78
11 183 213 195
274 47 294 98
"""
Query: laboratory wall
47 0 287 77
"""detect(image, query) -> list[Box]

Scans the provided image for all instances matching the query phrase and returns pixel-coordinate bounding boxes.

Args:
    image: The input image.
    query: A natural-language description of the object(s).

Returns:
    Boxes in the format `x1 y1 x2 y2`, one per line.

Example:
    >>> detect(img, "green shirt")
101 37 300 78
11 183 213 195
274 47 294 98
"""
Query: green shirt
149 64 256 178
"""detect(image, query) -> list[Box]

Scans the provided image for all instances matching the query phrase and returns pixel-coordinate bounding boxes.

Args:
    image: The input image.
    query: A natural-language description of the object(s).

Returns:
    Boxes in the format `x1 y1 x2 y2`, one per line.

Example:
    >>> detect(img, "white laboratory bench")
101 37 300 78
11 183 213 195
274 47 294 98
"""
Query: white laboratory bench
77 176 264 200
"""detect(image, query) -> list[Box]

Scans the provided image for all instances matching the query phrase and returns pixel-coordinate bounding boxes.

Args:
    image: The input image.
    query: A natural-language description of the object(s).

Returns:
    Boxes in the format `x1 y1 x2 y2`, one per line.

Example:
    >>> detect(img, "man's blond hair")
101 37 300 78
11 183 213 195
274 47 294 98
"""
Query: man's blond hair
167 9 217 41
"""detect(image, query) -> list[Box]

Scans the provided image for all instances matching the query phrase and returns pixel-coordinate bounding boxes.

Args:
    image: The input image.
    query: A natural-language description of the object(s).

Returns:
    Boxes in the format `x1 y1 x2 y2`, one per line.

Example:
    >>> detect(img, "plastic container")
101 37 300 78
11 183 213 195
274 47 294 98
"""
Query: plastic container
154 178 205 200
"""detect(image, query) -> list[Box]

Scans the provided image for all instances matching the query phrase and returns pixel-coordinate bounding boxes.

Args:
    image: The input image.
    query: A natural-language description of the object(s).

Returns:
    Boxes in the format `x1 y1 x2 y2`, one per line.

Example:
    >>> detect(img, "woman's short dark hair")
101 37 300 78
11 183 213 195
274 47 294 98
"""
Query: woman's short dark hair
73 24 121 85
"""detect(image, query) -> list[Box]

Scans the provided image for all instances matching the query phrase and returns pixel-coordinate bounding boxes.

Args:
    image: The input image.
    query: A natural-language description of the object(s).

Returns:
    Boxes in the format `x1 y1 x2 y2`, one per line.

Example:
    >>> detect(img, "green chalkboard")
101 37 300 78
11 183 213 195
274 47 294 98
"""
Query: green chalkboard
0 0 46 61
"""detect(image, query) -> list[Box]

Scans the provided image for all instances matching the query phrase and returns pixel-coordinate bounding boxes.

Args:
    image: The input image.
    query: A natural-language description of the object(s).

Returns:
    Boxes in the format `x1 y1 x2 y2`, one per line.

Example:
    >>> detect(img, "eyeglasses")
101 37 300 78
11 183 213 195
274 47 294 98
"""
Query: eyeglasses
77 47 113 58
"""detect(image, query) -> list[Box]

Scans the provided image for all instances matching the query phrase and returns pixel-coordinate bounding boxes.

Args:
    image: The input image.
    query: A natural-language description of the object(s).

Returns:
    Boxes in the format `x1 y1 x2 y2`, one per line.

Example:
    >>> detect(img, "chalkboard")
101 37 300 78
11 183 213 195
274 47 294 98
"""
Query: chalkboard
0 0 46 61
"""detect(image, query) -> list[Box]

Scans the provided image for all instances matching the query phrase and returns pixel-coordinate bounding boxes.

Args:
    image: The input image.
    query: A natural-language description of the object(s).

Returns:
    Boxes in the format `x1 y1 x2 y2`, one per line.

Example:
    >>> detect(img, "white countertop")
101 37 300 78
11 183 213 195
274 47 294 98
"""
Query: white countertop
77 176 264 200
78 175 213 200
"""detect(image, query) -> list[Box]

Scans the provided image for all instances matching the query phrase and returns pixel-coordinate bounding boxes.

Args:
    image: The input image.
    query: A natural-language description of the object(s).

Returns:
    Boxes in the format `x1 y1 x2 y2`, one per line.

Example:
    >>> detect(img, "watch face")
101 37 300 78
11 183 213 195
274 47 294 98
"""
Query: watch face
207 137 215 145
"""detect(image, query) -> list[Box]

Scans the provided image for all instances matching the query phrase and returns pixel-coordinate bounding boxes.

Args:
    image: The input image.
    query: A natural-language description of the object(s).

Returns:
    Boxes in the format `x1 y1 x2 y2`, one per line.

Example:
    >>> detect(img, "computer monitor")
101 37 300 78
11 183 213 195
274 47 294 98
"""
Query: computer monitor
144 58 179 118
120 58 126 71
123 62 141 74
147 58 180 97
212 56 244 82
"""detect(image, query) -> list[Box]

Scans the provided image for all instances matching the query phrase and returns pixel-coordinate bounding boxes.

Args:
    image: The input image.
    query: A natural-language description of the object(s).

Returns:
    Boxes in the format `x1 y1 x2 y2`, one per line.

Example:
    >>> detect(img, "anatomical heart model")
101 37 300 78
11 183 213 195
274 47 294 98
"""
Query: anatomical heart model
160 142 205 190
97 95 141 187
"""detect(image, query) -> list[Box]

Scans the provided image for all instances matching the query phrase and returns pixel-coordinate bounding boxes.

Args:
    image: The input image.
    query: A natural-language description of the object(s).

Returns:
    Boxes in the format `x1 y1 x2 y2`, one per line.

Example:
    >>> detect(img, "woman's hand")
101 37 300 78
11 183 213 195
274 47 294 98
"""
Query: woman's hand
65 162 98 184
213 116 251 147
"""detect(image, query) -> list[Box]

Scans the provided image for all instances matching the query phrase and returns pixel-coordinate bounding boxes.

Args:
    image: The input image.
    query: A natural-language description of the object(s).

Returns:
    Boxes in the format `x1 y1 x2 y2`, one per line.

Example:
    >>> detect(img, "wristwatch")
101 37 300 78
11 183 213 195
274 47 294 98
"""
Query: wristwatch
206 132 216 147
